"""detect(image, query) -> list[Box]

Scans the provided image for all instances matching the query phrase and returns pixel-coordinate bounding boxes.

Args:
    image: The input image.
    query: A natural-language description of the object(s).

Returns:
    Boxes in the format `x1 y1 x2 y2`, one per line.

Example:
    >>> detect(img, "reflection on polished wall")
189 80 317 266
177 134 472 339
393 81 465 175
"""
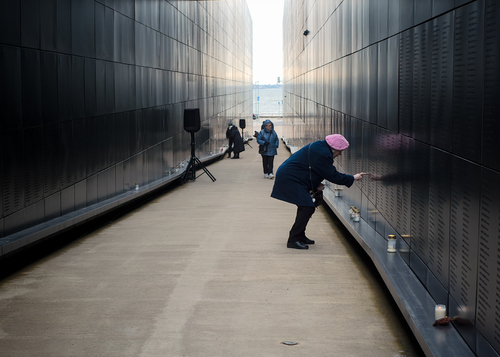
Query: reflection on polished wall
282 0 499 355
0 1 253 239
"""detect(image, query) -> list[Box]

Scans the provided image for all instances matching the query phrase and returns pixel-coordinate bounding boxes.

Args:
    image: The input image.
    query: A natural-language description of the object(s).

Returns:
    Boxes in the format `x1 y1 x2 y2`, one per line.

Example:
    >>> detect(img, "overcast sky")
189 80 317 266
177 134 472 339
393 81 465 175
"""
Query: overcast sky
247 0 285 85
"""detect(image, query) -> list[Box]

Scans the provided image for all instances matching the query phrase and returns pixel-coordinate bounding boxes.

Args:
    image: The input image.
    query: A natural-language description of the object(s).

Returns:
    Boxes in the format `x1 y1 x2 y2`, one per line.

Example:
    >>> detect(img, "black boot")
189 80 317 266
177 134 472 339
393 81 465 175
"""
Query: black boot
287 240 309 249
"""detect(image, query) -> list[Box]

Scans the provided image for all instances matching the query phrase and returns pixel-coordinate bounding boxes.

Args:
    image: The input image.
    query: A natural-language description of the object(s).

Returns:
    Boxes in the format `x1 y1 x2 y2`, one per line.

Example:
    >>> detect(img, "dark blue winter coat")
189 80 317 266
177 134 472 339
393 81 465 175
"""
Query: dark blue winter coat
257 120 279 156
271 140 354 207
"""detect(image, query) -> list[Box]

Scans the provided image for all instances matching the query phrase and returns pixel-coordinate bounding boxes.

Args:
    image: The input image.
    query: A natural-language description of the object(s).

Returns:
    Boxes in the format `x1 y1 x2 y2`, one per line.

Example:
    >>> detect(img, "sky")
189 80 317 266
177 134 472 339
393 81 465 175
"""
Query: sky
247 0 285 85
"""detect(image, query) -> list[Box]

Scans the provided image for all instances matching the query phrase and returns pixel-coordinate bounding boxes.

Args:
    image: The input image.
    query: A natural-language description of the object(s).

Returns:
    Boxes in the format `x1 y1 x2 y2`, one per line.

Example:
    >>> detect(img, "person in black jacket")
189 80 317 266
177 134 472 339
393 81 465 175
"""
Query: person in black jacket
226 123 245 159
271 134 367 249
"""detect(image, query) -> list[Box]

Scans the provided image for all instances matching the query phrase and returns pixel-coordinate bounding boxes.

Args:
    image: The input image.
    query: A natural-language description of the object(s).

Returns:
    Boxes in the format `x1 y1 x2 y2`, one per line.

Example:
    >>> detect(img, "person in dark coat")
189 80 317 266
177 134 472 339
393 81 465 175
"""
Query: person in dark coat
226 123 245 159
257 119 279 179
271 134 367 249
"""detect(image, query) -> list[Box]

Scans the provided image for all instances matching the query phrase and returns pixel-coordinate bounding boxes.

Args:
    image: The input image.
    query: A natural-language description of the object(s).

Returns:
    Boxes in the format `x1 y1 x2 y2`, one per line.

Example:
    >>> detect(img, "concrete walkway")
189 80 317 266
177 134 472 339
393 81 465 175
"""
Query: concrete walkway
0 121 424 357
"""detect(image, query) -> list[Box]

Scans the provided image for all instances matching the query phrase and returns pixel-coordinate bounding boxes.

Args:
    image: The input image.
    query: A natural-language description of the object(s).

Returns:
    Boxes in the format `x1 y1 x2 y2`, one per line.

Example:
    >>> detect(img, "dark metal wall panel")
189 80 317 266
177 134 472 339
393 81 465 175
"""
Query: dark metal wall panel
412 22 431 144
376 129 399 229
4 209 26 237
83 0 95 58
396 135 412 242
73 119 87 183
115 162 124 195
95 60 106 116
0 1 20 46
351 0 362 52
428 147 451 288
377 41 388 129
426 270 448 307
97 114 115 172
410 249 428 288
23 127 44 207
2 130 25 216
367 45 378 124
44 192 61 222
86 175 98 206
86 117 99 177
43 124 60 197
59 121 75 190
388 0 400 36
24 200 45 231
95 3 106 60
361 123 377 209
40 51 58 125
85 59 97 117
414 0 432 25
430 13 454 151
60 186 75 216
21 0 41 49
105 61 116 114
0 45 22 131
74 180 86 211
476 167 500 353
115 0 134 19
386 35 399 132
57 54 72 120
398 29 413 137
368 1 380 45
476 333 500 357
399 0 414 32
342 0 352 58
452 1 484 163
341 58 351 115
56 0 71 54
482 0 500 172
450 156 480 328
40 0 57 51
410 140 430 263
72 56 86 119
433 0 455 17
71 0 86 56
21 49 42 128
97 168 114 202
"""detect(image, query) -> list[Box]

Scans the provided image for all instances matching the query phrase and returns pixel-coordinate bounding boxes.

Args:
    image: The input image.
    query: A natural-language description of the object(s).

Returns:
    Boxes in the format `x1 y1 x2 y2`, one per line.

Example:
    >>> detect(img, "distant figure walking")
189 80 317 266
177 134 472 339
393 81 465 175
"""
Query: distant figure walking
257 120 279 179
226 123 245 159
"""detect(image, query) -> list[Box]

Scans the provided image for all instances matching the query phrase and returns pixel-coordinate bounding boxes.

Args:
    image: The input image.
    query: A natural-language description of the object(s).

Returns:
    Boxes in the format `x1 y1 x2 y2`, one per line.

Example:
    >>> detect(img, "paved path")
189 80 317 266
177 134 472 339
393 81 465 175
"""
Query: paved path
0 120 424 356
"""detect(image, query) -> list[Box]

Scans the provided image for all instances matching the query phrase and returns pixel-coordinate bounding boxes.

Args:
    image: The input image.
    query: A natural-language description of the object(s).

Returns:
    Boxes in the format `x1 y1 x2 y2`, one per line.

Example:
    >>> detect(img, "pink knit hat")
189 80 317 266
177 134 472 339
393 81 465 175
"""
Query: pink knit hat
325 134 349 150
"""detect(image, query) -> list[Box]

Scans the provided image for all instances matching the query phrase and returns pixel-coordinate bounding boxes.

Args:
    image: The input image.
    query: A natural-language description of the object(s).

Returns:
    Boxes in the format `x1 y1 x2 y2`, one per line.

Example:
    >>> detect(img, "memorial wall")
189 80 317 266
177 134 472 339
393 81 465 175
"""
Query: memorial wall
0 1 253 239
282 0 499 355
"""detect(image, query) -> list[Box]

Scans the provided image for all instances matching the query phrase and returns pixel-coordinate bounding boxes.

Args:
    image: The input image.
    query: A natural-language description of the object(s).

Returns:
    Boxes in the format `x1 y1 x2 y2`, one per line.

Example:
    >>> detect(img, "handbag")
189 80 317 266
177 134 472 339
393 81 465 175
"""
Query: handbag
258 144 267 154
308 143 323 207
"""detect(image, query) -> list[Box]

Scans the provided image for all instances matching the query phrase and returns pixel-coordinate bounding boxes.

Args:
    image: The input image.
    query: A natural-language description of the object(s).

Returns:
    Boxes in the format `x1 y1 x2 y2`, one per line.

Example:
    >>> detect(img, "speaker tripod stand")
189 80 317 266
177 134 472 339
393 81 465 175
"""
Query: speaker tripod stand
182 132 216 183
241 128 253 148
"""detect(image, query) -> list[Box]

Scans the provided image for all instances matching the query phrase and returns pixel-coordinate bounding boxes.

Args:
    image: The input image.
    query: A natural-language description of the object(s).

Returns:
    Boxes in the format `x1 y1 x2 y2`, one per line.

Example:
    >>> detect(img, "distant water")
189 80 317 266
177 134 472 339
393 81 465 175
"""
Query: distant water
253 87 283 116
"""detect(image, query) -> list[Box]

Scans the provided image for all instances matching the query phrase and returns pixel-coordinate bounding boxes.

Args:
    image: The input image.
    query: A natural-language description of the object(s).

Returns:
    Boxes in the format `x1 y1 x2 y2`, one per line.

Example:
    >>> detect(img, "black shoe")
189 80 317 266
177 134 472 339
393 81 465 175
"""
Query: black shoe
287 241 309 249
300 236 315 245
231 155 239 159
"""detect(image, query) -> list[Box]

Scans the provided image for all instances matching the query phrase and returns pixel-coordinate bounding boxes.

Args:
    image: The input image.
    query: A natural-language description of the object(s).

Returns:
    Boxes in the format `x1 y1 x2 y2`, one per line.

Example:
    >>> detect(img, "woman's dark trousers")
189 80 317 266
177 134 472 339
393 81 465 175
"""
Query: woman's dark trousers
227 140 234 157
287 206 316 244
261 155 274 174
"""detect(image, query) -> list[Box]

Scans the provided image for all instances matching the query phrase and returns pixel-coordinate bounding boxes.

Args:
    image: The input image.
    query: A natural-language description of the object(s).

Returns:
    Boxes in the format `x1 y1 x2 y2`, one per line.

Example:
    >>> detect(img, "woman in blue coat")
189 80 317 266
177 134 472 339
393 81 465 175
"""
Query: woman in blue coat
271 134 367 249
257 120 280 179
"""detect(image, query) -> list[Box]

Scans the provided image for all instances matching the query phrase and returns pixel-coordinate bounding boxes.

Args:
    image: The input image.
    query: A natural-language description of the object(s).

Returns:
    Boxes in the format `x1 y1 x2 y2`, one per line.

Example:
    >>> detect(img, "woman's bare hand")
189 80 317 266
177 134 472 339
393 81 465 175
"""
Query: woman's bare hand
353 173 369 181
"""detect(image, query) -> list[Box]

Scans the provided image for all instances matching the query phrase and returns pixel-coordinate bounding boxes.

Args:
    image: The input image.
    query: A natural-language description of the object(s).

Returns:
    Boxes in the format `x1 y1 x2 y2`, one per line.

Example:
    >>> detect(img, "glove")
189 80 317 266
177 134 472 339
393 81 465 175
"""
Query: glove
264 142 269 146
